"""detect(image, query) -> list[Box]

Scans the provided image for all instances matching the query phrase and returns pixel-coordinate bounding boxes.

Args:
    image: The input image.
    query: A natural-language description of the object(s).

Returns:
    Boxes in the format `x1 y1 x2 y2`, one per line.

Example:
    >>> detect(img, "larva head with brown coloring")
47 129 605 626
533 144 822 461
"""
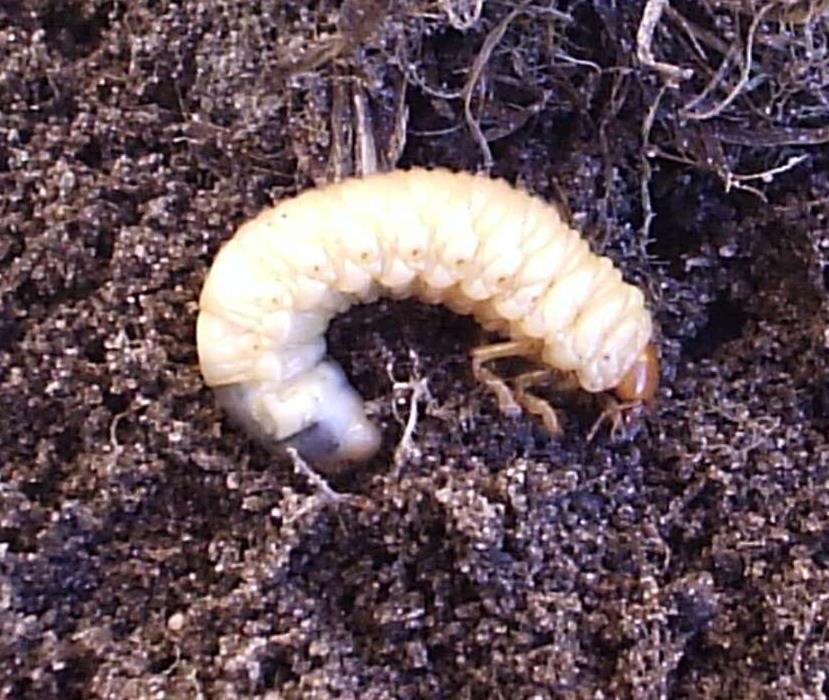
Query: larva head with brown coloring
613 343 659 402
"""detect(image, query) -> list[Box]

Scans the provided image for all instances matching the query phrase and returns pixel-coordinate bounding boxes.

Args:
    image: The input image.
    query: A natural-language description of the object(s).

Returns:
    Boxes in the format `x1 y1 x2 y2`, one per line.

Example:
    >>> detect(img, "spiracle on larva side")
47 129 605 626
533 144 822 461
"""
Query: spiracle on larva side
196 168 659 465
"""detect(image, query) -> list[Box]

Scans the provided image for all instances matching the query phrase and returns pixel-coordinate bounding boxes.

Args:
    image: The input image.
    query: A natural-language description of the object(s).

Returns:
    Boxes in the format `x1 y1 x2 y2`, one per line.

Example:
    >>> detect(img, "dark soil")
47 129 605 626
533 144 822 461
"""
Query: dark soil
2 1 829 697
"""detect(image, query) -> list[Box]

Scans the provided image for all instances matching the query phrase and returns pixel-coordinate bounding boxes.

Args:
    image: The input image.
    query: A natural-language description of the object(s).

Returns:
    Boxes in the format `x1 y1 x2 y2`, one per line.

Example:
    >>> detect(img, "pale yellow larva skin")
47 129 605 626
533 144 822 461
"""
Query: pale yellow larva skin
197 168 653 463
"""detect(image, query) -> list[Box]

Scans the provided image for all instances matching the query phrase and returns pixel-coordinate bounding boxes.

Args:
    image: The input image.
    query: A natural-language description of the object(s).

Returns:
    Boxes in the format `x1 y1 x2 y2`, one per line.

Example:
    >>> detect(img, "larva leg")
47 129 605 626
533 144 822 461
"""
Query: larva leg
586 397 641 442
513 370 562 436
470 339 542 418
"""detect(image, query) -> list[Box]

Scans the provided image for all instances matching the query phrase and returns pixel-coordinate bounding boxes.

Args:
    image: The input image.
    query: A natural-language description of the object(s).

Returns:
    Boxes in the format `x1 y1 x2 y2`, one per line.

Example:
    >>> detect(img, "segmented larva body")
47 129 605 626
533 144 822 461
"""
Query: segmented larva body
197 168 657 463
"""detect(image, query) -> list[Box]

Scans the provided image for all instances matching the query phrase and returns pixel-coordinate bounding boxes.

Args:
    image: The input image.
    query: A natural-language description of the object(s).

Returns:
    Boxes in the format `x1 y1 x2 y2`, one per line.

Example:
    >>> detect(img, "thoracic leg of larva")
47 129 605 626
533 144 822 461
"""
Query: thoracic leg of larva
470 339 543 419
586 396 640 442
512 369 563 436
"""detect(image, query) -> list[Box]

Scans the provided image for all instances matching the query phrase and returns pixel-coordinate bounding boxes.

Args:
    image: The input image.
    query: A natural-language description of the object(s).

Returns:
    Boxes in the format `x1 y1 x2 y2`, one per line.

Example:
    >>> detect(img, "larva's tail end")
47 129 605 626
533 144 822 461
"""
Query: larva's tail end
327 417 382 466
613 343 659 402
285 418 382 473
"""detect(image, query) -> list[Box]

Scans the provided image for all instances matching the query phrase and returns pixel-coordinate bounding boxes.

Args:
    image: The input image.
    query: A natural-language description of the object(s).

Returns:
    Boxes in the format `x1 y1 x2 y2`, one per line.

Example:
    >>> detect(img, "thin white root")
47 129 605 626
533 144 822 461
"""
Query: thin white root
682 3 771 121
286 446 370 508
387 349 431 473
724 154 809 197
636 0 693 87
287 446 345 501
640 84 668 243
440 0 485 31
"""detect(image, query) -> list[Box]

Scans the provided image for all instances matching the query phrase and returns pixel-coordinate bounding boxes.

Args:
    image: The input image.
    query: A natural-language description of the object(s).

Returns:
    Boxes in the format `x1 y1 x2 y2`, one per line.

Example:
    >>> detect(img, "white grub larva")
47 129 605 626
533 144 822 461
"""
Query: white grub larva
197 168 659 465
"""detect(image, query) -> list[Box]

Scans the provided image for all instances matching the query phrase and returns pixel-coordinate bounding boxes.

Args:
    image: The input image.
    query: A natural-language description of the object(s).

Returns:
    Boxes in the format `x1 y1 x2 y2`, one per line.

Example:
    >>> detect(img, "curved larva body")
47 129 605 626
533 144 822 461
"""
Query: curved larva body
197 168 655 463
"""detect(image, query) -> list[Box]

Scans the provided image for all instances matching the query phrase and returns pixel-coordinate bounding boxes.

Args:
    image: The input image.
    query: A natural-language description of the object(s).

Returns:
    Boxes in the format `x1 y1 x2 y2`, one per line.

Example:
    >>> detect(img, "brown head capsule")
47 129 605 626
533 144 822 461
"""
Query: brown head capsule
613 343 659 402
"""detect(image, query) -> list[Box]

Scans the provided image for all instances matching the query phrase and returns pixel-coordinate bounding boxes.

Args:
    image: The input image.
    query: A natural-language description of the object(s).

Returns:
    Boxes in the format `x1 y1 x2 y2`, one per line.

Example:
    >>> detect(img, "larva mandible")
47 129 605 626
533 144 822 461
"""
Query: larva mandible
197 168 658 464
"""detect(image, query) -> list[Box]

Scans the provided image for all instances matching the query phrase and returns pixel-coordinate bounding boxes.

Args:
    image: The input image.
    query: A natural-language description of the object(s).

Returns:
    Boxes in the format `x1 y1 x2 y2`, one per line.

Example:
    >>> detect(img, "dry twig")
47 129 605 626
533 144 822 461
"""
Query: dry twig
462 0 532 170
640 84 669 242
